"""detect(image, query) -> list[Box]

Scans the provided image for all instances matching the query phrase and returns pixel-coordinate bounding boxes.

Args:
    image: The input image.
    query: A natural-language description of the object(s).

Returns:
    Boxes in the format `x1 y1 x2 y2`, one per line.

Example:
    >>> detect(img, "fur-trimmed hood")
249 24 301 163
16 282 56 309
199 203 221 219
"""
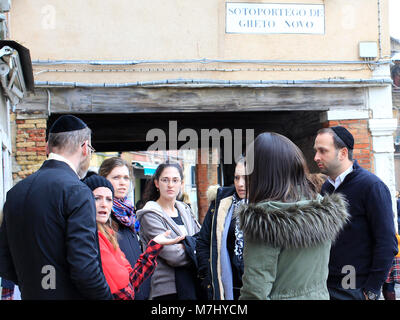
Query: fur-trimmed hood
207 185 238 206
238 193 349 249
207 185 220 202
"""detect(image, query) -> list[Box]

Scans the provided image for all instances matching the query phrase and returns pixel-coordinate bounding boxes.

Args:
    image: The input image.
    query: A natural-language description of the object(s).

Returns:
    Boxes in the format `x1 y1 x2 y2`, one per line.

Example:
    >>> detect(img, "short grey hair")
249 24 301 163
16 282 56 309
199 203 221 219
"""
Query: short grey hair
48 127 92 155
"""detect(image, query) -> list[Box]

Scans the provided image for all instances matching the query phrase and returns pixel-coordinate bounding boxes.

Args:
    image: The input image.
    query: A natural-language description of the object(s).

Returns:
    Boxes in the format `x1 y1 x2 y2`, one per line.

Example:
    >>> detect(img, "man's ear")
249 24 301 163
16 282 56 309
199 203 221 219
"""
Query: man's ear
339 147 348 161
81 141 89 157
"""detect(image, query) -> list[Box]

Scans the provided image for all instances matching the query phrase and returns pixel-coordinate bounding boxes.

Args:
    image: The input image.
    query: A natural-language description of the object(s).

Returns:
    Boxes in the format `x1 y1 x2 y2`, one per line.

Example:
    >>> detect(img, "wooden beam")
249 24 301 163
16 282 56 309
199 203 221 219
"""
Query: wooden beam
19 86 366 114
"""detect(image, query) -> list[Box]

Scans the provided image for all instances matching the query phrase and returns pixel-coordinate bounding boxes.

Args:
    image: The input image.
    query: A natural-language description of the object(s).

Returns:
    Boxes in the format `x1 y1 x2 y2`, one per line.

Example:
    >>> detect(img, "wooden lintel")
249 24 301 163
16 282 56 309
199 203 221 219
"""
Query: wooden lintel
18 86 366 114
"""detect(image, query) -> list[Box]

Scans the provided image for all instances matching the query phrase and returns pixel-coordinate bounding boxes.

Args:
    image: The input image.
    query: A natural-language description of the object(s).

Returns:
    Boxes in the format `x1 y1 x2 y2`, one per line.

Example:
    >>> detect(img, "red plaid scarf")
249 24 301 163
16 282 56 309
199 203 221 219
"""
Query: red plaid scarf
112 240 162 300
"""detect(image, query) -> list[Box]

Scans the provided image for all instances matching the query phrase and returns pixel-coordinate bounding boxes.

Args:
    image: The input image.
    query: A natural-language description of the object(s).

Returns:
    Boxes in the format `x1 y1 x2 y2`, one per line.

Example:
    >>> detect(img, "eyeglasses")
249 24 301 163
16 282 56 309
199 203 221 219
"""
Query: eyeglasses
159 177 181 185
82 141 96 153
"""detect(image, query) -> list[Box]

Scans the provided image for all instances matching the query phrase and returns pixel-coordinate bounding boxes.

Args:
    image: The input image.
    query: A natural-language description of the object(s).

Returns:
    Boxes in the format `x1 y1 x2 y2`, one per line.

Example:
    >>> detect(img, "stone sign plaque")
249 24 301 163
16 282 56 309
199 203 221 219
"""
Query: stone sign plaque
226 3 325 34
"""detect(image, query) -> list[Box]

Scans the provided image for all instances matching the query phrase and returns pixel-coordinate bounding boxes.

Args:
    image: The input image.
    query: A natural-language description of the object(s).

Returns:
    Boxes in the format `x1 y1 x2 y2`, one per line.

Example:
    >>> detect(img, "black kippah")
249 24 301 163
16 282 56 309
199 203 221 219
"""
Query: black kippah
331 126 354 150
83 174 114 198
49 115 88 133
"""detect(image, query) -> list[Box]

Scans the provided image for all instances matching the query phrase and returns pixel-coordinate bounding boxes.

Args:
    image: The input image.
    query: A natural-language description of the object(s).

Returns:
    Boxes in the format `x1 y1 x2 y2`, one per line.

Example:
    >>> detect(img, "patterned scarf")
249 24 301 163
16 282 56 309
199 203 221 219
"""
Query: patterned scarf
112 197 139 232
232 193 246 261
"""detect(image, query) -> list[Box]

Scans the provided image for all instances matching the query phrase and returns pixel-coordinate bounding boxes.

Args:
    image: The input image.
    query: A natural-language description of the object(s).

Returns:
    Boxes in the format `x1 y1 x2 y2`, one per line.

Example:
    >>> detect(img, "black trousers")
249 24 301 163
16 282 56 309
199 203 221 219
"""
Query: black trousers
328 286 368 300
152 294 178 300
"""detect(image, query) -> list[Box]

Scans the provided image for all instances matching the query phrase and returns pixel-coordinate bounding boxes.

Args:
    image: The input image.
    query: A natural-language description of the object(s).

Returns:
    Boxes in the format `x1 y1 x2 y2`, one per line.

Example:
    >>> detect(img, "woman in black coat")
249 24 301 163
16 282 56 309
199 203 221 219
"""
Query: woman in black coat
196 159 247 300
99 157 151 300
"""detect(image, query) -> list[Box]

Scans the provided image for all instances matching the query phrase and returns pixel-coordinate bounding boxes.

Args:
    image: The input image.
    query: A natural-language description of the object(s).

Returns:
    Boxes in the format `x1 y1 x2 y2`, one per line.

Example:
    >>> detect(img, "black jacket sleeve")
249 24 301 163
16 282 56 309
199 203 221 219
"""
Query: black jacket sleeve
196 201 215 280
364 181 398 294
0 201 18 284
65 186 112 300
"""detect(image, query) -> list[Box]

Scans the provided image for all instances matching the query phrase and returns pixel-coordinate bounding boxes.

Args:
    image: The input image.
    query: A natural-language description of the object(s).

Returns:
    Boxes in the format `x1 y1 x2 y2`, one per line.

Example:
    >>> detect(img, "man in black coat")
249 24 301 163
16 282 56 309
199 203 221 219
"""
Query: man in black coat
0 115 112 300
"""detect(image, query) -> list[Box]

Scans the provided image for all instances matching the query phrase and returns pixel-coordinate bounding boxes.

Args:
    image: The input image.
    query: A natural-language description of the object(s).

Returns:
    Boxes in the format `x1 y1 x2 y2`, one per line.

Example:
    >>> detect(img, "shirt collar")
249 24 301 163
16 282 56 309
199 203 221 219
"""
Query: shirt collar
48 153 79 177
327 163 353 190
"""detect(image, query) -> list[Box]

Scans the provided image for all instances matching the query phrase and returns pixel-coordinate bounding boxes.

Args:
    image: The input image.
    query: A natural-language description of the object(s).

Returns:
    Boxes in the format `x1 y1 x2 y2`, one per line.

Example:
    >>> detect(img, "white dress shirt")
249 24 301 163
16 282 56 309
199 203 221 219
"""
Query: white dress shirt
48 152 79 177
327 164 353 190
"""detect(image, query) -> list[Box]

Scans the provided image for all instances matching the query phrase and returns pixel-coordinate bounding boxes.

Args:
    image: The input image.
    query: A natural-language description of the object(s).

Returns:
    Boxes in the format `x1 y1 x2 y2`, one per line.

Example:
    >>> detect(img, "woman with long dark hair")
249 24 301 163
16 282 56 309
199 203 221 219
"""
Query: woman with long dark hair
137 161 200 300
196 157 247 300
238 132 349 300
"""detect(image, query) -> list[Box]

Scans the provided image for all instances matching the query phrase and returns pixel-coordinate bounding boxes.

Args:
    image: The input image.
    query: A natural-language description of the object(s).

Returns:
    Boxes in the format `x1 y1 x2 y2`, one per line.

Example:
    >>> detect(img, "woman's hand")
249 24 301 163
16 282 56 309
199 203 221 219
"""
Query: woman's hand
152 230 185 245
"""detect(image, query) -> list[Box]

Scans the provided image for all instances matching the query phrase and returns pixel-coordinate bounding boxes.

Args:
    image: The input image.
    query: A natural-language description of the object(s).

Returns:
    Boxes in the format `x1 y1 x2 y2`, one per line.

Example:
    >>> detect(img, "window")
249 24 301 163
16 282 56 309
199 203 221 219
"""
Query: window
191 166 196 188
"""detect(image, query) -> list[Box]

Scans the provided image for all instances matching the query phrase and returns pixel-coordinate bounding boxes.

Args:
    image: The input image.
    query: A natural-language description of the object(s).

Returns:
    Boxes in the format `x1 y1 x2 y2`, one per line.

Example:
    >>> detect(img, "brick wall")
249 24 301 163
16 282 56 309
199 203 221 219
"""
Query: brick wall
196 149 219 224
11 112 48 183
323 119 373 172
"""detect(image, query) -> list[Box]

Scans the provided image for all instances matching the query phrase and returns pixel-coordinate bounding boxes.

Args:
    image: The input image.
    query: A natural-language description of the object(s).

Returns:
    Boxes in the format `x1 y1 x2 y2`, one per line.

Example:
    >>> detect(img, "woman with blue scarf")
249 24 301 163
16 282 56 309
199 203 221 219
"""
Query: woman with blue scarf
99 157 150 300
196 157 247 300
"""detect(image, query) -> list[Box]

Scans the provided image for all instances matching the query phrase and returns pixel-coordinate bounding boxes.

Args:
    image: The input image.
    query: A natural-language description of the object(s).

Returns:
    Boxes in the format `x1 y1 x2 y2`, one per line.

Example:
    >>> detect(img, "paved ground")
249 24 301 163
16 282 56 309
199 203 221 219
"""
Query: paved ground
4 282 400 300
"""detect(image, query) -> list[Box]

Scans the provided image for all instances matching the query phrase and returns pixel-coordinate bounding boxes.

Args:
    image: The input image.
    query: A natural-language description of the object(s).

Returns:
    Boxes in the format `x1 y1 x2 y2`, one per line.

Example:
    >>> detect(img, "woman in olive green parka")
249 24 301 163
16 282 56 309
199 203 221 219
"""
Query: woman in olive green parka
238 132 349 300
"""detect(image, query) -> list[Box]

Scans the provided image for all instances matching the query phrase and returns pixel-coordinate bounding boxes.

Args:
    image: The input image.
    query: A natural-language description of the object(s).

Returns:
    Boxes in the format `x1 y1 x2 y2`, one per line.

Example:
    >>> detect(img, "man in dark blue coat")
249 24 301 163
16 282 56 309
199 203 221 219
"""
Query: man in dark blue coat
0 115 112 300
314 126 398 300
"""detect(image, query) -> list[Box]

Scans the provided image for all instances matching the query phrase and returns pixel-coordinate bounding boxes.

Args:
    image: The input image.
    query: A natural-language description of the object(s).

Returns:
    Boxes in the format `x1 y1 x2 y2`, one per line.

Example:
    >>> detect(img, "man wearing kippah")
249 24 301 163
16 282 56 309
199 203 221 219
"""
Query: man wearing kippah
0 115 112 299
314 126 398 300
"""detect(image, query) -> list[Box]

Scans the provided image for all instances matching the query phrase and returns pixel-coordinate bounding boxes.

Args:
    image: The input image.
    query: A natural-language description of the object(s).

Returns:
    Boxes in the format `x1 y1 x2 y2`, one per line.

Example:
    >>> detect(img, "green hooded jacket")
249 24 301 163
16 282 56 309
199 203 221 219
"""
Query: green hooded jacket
238 193 349 300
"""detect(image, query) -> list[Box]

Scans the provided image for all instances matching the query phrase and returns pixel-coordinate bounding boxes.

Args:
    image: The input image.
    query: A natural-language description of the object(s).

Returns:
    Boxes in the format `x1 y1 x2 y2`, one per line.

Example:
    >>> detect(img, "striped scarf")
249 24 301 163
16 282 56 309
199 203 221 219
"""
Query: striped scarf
112 197 137 231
